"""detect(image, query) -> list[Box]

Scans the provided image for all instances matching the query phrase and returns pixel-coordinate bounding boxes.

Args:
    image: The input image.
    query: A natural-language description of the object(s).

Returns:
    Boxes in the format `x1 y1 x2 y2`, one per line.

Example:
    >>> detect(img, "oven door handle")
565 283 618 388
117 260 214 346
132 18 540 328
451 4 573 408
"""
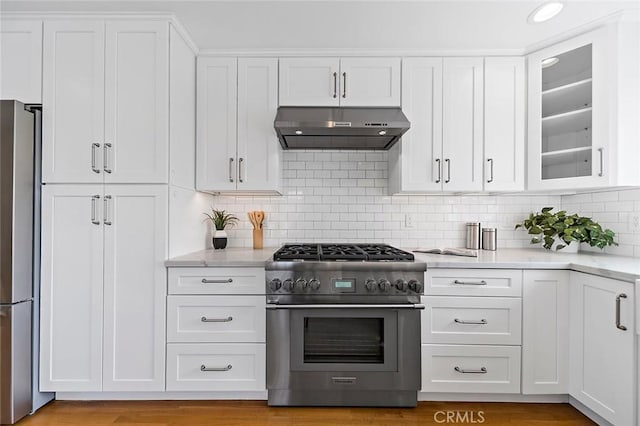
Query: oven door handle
266 304 425 310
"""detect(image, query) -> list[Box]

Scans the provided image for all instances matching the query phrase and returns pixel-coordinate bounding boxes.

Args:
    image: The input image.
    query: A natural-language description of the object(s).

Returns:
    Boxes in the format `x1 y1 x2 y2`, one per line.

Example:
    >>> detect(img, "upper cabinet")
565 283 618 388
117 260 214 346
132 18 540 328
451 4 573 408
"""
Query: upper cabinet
196 57 281 193
42 19 168 184
390 57 523 194
527 22 640 190
0 19 43 103
279 57 401 107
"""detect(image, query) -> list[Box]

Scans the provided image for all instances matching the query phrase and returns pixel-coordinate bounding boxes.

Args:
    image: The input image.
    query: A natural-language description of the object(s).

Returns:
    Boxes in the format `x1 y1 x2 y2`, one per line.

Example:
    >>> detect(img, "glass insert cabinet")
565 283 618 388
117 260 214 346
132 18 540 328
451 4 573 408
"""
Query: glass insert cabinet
527 27 611 191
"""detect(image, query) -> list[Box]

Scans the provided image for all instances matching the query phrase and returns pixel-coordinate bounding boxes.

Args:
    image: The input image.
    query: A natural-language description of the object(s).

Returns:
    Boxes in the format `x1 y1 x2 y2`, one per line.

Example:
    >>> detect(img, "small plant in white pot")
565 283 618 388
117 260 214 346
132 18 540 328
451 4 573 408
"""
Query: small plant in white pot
515 207 618 252
204 209 238 249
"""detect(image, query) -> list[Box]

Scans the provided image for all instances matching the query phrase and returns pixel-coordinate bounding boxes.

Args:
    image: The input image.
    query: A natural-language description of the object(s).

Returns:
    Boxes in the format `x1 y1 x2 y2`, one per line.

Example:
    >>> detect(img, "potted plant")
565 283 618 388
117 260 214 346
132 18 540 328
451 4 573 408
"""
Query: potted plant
515 207 618 252
203 209 238 249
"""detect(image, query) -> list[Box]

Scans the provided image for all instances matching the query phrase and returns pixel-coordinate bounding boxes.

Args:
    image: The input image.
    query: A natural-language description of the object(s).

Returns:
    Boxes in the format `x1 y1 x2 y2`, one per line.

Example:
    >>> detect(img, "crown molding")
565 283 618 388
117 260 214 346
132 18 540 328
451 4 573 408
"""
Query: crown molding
197 47 526 58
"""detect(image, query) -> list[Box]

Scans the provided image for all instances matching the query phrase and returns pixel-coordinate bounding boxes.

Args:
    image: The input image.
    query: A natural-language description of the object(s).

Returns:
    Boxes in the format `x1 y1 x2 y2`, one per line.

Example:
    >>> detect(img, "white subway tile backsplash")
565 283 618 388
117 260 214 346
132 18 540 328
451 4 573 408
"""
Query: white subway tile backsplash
205 150 639 257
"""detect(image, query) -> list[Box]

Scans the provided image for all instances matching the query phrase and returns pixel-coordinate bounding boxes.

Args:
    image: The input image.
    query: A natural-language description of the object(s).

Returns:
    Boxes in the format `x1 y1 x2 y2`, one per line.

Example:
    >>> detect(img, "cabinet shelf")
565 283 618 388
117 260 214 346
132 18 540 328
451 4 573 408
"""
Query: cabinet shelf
541 146 592 157
542 107 592 137
542 78 592 117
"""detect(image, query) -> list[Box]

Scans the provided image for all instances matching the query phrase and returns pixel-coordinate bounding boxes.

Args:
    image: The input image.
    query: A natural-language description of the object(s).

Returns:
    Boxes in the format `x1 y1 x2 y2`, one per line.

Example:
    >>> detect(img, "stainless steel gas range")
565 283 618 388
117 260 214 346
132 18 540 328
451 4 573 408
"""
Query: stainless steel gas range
265 243 426 407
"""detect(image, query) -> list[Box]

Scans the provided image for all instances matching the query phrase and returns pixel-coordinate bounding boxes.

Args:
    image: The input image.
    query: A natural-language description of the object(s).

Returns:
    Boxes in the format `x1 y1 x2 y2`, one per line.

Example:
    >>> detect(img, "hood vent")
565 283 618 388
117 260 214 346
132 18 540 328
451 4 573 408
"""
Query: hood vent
274 107 410 150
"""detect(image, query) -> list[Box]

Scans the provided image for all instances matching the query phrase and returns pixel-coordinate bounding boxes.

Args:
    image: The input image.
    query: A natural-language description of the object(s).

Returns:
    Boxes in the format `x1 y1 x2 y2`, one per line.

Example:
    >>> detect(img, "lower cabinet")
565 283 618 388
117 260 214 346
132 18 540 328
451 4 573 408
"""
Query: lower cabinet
521 270 569 394
166 267 266 392
569 271 636 426
40 184 168 392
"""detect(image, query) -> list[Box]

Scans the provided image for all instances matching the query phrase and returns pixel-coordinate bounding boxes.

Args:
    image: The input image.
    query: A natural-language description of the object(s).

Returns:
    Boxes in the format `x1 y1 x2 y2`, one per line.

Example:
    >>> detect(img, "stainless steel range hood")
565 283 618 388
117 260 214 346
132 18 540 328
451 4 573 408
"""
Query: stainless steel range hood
274 107 410 150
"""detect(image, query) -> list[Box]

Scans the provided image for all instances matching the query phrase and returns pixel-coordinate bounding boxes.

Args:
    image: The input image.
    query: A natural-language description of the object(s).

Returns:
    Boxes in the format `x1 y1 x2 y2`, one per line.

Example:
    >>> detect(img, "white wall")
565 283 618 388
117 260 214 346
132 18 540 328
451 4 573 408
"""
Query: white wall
205 150 561 250
561 188 640 257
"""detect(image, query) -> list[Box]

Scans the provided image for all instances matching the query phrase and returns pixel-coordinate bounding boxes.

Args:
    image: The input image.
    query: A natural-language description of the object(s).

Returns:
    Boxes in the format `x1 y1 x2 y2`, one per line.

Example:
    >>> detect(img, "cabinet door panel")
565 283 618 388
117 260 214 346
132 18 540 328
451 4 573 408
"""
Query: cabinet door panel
484 57 525 192
569 272 635 425
522 270 569 394
0 19 42 103
391 58 443 192
40 185 104 391
42 20 104 184
104 21 168 183
442 58 483 192
237 58 280 192
339 58 401 107
278 58 339 106
102 185 167 391
196 57 237 191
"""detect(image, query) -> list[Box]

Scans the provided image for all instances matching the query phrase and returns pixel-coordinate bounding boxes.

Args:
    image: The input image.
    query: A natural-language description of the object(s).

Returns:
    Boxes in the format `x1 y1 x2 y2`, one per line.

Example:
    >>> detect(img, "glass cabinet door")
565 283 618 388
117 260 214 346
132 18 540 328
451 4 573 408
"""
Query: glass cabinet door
540 44 593 180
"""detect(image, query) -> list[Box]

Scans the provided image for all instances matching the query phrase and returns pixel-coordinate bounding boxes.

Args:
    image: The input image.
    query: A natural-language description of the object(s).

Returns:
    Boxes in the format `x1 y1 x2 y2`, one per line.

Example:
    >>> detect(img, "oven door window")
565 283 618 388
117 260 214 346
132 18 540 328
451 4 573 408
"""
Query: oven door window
290 309 398 372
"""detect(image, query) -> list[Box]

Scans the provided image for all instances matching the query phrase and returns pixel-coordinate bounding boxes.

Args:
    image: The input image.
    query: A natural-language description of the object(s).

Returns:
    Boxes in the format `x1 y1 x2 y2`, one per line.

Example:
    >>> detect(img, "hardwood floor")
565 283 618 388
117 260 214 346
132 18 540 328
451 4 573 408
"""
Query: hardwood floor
17 400 596 425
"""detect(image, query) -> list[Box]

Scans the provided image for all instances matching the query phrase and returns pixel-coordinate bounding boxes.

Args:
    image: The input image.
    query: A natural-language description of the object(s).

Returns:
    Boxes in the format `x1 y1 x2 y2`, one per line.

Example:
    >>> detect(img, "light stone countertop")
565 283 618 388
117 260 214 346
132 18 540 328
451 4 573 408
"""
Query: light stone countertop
166 247 640 283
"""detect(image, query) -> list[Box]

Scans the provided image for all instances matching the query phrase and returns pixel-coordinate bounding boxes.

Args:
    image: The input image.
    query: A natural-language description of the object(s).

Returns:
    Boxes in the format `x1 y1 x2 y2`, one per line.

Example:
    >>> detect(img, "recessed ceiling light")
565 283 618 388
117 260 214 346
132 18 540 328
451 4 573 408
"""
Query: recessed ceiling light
542 57 559 68
528 2 564 24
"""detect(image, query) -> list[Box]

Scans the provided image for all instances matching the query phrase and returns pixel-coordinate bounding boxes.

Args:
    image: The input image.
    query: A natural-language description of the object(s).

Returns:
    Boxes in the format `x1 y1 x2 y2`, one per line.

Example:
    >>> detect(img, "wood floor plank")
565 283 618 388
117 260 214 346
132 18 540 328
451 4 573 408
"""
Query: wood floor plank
16 400 596 425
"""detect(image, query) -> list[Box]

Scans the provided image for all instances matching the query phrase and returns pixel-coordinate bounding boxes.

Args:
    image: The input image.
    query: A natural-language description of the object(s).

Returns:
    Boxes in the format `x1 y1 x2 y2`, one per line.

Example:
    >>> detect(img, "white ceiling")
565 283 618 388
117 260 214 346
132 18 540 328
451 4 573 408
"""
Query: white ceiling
1 1 638 52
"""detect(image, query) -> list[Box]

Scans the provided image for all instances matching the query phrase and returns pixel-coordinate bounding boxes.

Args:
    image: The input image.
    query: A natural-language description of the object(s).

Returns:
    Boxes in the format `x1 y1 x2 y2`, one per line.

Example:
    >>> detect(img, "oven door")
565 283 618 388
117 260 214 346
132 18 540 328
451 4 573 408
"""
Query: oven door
266 304 423 396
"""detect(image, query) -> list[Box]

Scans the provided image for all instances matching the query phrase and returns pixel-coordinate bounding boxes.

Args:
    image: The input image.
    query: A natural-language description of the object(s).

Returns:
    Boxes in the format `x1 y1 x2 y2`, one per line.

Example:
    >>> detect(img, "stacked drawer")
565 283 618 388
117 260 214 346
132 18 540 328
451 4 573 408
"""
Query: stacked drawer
166 267 266 391
422 269 523 393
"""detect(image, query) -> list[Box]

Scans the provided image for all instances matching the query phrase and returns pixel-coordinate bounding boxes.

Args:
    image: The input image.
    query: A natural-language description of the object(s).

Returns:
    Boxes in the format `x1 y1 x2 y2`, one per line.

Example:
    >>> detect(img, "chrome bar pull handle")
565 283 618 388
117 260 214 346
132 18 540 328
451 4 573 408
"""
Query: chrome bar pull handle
201 316 233 323
238 157 244 183
487 158 494 183
228 158 234 182
342 72 347 98
616 293 628 331
598 147 604 177
91 143 101 174
103 143 112 174
445 158 451 183
453 280 487 286
454 318 487 325
201 278 233 284
91 195 100 225
332 72 337 99
454 366 487 374
103 195 112 226
435 158 441 183
201 364 232 372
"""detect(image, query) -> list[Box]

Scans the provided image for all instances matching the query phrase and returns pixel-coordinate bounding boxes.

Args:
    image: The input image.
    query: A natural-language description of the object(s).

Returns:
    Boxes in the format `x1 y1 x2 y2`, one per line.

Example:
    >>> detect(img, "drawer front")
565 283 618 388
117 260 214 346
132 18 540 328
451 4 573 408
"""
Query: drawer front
422 296 522 345
422 344 521 393
168 267 265 295
167 296 265 343
166 343 266 391
426 269 522 297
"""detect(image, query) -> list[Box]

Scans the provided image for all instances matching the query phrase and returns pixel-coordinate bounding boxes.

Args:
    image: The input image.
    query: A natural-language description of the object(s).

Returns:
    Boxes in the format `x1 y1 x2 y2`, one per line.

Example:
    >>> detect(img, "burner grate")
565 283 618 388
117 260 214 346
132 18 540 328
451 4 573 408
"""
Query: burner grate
273 243 414 262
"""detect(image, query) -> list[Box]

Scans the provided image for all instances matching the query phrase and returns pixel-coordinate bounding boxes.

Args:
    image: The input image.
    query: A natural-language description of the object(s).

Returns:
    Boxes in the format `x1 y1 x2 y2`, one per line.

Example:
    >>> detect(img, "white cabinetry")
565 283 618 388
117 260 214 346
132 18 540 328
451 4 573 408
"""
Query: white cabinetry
527 22 640 190
278 57 400 107
40 185 167 392
166 267 266 391
42 19 168 184
0 19 43 103
422 269 522 394
569 272 636 426
196 57 280 193
521 270 569 394
390 57 523 194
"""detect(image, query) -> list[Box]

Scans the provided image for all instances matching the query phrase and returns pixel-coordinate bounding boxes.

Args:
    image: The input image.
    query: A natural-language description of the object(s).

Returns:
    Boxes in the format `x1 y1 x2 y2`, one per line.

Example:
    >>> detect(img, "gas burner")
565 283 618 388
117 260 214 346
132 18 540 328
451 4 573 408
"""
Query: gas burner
272 243 415 262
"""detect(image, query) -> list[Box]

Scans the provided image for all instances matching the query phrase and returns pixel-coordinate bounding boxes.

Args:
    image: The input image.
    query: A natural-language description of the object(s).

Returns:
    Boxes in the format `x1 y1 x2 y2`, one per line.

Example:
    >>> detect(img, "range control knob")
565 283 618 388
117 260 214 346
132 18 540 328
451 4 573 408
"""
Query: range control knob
268 278 282 291
308 278 321 291
408 279 423 293
378 279 391 292
295 278 308 291
365 279 377 292
282 279 295 292
395 279 408 292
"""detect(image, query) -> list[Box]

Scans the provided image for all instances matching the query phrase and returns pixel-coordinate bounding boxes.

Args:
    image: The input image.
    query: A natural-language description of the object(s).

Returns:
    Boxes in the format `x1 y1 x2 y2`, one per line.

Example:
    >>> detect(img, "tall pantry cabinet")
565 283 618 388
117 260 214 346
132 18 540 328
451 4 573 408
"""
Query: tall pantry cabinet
39 19 175 392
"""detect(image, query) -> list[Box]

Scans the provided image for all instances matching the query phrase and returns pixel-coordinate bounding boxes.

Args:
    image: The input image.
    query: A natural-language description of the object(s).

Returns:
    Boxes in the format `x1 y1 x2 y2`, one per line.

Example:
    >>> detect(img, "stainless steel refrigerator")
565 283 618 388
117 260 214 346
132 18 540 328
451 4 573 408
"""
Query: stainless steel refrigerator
0 100 54 424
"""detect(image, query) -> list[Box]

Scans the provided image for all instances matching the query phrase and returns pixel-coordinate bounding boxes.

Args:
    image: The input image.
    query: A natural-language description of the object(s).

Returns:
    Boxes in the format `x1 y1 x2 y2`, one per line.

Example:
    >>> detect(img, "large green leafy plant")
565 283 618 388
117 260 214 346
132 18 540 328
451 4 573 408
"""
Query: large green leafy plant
515 207 617 250
204 209 238 231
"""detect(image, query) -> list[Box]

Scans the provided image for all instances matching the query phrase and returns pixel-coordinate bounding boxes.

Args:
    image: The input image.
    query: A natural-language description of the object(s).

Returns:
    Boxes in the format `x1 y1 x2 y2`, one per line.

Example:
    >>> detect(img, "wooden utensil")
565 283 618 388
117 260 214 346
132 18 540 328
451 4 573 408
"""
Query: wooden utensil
255 211 265 229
